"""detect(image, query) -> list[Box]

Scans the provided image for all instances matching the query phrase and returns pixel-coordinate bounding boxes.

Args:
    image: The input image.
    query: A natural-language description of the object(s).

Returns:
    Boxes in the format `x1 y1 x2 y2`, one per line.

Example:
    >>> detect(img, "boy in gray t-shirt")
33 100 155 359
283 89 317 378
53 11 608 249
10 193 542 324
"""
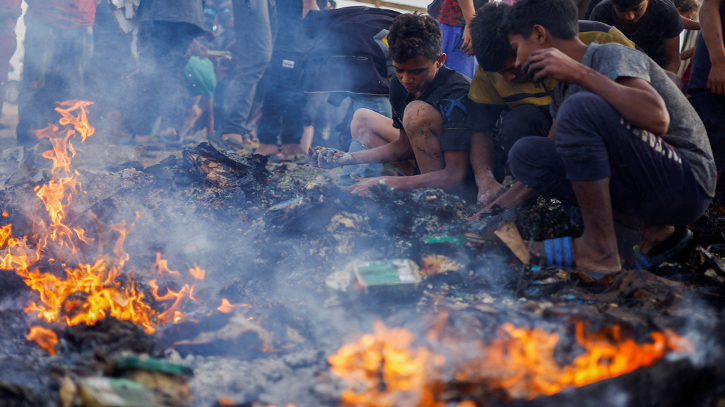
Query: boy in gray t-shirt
480 0 715 273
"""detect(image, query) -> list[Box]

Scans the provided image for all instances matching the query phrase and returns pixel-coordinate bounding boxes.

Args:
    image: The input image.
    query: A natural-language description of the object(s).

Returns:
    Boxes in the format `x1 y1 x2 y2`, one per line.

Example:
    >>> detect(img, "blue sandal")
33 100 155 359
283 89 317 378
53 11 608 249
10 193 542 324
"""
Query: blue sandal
543 236 576 270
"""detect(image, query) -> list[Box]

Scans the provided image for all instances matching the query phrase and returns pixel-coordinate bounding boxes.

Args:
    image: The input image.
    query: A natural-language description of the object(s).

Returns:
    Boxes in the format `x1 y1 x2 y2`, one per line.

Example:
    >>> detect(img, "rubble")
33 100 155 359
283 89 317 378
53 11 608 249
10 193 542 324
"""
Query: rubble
0 120 723 407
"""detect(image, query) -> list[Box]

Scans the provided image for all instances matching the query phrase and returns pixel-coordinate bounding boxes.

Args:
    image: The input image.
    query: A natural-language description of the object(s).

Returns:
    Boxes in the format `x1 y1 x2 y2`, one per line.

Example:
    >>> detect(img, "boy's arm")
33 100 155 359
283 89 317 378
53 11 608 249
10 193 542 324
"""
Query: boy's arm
344 150 468 195
682 16 701 30
664 36 682 73
459 0 476 56
525 48 670 135
470 131 504 206
700 0 725 94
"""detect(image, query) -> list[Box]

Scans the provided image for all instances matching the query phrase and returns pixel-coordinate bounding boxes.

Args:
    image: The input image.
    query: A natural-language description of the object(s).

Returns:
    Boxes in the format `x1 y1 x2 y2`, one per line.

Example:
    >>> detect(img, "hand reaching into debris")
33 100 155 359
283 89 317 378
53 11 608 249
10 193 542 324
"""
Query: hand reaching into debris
343 174 393 196
308 146 353 169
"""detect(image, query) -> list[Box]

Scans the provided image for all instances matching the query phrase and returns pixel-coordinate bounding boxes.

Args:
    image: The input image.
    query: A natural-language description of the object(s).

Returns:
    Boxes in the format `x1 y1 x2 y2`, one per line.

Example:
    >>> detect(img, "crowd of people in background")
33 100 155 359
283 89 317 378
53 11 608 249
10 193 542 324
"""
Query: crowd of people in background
0 0 724 273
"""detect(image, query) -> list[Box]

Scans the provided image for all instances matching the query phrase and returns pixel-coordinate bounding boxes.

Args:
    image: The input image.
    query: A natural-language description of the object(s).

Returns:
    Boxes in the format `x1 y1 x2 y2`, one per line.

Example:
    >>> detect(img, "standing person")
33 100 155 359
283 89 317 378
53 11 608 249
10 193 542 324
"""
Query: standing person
253 0 319 157
210 0 319 150
589 0 684 73
16 0 97 147
428 0 482 78
121 0 205 145
0 0 21 128
688 0 725 201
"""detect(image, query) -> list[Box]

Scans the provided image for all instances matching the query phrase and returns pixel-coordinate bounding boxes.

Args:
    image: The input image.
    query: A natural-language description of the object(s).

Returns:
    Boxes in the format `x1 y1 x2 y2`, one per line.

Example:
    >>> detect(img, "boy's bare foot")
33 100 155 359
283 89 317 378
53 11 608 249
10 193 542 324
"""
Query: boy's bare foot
222 133 250 145
640 225 675 254
529 236 621 273
255 143 280 155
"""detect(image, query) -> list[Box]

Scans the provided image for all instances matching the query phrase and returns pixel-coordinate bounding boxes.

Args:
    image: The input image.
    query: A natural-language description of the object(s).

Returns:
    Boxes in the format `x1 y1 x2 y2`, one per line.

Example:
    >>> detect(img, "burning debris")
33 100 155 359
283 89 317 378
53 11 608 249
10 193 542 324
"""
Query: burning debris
0 102 723 407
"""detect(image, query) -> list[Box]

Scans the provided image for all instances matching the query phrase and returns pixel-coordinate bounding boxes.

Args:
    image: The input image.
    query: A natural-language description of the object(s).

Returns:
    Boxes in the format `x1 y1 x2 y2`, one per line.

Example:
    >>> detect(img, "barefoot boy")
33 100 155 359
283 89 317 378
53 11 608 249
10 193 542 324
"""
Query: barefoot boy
489 0 714 272
309 13 473 198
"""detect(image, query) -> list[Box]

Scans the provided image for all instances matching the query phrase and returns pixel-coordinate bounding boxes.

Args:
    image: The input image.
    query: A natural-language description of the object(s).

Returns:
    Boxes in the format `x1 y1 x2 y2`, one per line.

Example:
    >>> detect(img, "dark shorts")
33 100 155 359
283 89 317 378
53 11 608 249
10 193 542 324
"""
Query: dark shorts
494 104 552 181
509 92 710 226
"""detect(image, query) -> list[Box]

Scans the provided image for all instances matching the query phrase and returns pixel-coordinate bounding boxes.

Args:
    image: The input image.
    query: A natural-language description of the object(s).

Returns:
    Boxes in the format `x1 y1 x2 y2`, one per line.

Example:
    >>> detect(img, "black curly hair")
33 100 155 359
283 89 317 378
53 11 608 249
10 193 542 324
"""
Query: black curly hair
388 13 442 63
674 0 699 15
503 0 579 40
470 2 516 72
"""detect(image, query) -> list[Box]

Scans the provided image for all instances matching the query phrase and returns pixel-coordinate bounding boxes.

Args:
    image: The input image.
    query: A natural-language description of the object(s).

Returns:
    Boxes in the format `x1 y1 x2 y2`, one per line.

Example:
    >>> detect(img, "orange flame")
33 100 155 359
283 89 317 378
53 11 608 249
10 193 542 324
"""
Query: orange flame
26 326 58 355
0 101 207 336
217 298 253 313
329 318 686 406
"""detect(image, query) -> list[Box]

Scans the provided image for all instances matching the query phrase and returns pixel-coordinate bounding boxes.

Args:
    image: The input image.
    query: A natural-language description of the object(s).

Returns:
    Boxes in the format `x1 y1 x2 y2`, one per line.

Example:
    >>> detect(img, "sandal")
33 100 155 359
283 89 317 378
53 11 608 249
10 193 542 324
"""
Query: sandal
633 227 692 270
542 236 576 270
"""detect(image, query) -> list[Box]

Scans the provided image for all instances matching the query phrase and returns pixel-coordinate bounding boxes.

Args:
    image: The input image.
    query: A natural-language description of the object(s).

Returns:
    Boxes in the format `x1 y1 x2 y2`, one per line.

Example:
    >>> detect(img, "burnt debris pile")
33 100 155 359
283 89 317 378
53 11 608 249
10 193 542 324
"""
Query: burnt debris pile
0 139 724 407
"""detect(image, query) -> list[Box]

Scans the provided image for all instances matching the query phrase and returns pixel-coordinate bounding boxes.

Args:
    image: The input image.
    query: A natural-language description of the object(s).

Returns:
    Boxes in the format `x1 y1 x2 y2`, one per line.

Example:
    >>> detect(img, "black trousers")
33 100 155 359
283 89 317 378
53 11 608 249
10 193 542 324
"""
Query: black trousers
124 21 199 136
493 104 552 181
509 92 710 226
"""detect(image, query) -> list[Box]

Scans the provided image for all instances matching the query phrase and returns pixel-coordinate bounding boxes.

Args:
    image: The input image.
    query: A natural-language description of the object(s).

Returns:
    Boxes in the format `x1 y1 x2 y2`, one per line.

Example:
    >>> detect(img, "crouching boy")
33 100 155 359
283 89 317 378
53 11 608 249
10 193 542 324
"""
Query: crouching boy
497 0 715 272
309 13 473 198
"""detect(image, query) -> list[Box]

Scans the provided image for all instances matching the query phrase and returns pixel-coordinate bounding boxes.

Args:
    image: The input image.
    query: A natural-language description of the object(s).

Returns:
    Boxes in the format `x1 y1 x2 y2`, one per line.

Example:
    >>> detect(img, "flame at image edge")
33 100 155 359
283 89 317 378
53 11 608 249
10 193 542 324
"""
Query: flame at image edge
329 315 689 406
0 101 207 335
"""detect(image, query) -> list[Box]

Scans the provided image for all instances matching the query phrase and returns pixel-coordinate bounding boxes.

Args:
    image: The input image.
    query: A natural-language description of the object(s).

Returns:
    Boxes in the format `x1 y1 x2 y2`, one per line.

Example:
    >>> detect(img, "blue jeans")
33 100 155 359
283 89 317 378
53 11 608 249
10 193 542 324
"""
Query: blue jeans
221 0 277 135
439 22 476 79
337 94 392 187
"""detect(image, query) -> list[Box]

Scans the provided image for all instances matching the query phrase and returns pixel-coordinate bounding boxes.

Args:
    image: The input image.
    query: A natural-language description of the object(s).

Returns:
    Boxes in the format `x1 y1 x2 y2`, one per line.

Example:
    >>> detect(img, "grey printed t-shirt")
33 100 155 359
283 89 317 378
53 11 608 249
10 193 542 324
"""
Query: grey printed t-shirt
550 43 716 197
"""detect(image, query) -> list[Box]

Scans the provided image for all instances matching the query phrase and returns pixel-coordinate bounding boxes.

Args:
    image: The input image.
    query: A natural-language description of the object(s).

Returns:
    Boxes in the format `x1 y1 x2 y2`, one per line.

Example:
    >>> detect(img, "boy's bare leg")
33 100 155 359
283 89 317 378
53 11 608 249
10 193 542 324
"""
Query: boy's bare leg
351 108 399 147
351 108 414 175
402 101 444 173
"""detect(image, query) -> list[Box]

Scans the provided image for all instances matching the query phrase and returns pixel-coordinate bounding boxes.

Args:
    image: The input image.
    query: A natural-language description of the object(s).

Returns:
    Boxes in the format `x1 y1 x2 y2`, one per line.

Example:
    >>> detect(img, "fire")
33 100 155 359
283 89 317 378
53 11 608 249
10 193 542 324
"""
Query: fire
217 298 252 313
26 326 58 355
0 101 207 336
329 317 687 405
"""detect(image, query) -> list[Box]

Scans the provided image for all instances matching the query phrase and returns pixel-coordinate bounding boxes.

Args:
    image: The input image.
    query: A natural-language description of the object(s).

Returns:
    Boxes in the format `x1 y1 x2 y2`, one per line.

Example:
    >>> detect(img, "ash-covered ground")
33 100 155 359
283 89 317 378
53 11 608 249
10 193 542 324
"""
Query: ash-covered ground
1 128 725 407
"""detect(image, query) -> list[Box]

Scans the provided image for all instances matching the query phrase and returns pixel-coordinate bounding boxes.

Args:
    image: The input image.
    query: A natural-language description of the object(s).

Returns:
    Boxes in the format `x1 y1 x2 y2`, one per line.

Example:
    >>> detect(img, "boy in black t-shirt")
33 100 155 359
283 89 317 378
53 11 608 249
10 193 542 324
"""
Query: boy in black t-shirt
308 13 473 197
590 0 683 72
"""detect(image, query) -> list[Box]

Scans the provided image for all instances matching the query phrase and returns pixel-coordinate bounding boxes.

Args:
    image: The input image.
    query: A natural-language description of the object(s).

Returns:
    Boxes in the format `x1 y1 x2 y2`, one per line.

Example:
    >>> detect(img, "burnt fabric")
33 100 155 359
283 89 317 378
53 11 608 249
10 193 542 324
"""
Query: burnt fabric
390 65 472 152
124 21 200 136
16 16 92 146
509 92 711 226
589 0 683 68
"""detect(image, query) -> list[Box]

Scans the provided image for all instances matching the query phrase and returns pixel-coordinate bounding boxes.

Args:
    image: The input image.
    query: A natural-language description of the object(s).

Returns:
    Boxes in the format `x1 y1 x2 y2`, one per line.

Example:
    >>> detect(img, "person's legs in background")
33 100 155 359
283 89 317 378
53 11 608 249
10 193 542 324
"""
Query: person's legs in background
439 22 477 79
17 20 92 147
216 0 276 146
689 89 725 202
124 21 198 142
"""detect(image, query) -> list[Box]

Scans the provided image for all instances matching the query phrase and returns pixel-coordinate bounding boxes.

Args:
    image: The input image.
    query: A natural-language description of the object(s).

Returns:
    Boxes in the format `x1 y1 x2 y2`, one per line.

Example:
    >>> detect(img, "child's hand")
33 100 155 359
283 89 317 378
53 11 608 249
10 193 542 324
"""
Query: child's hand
308 146 353 169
